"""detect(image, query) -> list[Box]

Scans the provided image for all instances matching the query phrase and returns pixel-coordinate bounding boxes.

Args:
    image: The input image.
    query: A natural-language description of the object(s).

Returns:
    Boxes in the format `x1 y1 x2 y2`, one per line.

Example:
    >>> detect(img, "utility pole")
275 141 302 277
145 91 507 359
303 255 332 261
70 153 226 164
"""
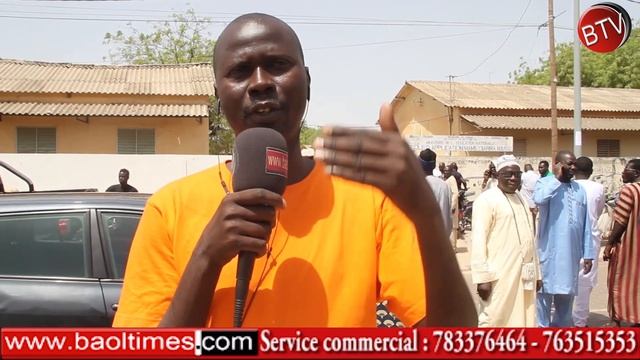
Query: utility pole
548 0 558 159
447 75 454 157
573 0 582 156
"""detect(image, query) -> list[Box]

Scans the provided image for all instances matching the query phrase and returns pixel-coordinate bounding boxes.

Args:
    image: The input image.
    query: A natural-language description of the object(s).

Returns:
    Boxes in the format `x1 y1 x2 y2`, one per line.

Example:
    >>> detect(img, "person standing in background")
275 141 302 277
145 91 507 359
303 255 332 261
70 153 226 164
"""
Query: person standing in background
538 160 552 178
572 156 605 327
521 164 540 229
471 155 539 327
481 162 498 192
444 165 459 251
434 162 446 179
604 159 640 326
106 169 138 193
419 149 452 236
534 151 595 327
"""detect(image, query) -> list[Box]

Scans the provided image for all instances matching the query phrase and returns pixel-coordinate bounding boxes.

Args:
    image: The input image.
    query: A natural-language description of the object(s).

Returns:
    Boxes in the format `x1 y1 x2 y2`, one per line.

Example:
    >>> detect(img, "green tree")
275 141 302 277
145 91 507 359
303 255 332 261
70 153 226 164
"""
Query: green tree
104 10 233 154
300 125 321 147
104 9 215 64
510 25 640 88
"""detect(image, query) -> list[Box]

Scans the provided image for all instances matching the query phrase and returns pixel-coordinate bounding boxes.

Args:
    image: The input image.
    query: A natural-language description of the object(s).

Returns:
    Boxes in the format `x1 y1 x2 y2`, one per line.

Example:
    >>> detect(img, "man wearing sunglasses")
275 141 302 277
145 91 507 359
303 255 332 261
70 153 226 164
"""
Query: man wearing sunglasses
471 155 539 327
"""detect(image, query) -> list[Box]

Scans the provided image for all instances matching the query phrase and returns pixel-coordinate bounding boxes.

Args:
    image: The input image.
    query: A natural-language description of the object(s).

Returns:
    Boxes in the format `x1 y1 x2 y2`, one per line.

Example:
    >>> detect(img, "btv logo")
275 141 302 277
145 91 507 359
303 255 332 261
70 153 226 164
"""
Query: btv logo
578 2 632 53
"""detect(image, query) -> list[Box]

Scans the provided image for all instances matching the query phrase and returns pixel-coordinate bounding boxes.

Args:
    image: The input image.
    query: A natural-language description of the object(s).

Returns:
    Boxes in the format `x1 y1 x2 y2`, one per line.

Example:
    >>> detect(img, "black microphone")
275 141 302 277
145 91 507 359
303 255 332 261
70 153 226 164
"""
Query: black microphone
231 127 288 327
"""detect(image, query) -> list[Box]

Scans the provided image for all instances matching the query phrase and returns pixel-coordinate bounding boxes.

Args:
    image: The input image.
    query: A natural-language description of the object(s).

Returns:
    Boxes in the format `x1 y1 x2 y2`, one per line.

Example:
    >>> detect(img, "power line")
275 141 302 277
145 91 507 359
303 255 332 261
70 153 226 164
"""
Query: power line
453 0 533 78
0 1 570 26
0 12 556 28
0 14 227 23
304 28 509 50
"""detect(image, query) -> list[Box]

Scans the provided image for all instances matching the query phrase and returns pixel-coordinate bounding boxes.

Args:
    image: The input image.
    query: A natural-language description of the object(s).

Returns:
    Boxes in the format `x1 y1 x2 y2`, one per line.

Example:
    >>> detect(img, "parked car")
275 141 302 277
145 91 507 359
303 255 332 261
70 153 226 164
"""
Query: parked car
0 161 403 328
0 192 148 326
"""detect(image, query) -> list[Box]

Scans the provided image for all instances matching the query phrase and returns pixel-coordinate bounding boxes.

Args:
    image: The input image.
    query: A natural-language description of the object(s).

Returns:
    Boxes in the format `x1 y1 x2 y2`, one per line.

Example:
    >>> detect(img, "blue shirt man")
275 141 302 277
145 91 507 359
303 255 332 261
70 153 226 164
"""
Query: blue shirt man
534 151 595 327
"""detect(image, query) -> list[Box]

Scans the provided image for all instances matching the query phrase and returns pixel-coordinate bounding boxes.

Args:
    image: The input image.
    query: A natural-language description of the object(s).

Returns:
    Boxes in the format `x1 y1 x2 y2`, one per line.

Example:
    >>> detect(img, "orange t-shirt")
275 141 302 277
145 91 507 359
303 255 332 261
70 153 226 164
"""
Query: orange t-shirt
113 160 425 327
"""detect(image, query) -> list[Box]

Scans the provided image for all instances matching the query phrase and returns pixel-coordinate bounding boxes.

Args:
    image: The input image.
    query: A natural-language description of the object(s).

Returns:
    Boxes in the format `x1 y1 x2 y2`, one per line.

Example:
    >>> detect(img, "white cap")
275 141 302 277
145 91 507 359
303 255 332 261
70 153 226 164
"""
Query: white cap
495 154 519 172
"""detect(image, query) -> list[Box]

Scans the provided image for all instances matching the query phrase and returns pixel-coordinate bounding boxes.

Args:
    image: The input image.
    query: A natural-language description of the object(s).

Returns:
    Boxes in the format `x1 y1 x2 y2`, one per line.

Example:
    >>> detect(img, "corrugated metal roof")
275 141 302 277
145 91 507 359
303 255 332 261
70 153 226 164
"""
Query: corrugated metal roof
0 59 214 96
0 101 208 117
407 81 640 112
462 115 640 131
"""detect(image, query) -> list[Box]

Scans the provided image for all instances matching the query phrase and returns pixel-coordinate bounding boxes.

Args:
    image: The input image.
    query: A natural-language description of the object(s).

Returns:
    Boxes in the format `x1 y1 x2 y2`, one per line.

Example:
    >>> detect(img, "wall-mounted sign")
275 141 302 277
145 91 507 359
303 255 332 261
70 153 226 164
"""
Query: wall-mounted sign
406 135 513 152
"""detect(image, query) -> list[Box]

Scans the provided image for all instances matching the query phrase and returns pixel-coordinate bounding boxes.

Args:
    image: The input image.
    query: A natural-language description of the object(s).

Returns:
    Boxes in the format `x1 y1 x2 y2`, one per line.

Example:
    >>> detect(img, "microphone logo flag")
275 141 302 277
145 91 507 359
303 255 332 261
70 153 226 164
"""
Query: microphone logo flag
265 147 288 178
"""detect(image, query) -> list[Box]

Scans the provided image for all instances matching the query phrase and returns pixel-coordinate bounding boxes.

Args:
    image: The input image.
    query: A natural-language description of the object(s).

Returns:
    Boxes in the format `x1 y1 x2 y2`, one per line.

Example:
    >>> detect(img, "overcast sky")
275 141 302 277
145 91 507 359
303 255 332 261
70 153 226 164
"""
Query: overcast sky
1 0 638 128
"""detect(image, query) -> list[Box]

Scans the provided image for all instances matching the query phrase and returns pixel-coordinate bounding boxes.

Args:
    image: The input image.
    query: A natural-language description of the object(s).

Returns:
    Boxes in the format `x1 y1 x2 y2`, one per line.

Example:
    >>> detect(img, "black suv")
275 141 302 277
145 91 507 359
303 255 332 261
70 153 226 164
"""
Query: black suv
0 192 147 326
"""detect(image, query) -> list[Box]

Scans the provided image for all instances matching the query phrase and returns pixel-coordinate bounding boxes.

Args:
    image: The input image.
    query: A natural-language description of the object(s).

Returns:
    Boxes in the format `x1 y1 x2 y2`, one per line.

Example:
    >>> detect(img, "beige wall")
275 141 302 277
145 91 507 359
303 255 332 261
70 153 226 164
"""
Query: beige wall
0 115 208 154
0 91 211 154
394 90 451 136
464 127 640 157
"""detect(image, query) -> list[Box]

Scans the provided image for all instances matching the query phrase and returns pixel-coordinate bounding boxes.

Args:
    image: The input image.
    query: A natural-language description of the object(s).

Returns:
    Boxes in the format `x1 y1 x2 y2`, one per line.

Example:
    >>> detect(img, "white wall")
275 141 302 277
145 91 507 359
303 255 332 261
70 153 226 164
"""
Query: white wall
0 153 231 193
0 153 631 197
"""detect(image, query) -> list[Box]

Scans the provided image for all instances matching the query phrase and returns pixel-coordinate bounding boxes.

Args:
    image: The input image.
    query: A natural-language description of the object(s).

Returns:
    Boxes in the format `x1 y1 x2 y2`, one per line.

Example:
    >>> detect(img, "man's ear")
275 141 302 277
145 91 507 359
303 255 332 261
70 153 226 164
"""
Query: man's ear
305 66 311 101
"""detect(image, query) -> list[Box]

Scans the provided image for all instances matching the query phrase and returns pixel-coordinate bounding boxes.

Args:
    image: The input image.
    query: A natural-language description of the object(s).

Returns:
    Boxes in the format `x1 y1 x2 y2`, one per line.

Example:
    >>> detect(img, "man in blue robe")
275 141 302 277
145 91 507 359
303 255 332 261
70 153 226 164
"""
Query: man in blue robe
534 150 595 327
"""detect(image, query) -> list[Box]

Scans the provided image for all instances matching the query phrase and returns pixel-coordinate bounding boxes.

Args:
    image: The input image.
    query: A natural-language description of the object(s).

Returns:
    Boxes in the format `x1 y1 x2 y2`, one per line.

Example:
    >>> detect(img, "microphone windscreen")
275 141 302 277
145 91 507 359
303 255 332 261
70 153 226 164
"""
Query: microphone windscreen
232 127 288 195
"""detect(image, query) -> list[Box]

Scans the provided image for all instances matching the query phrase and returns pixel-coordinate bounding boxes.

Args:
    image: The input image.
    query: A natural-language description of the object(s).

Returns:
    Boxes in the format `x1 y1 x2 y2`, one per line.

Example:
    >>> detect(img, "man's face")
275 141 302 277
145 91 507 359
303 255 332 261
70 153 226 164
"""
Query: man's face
443 166 452 178
621 164 639 183
538 162 548 176
214 19 309 144
498 165 522 194
556 153 577 180
438 162 446 172
118 172 129 185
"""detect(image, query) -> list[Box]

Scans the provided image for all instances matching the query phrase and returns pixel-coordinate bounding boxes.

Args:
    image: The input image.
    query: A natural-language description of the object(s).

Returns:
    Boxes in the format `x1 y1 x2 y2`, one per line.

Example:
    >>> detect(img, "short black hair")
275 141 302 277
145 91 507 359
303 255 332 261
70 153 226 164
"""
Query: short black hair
575 156 593 175
628 159 640 171
119 169 129 175
539 160 549 167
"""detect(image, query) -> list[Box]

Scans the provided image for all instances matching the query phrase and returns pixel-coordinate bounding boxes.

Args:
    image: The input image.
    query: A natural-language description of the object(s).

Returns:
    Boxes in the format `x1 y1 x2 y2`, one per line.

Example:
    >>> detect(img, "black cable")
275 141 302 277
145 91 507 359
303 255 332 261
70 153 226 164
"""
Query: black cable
453 0 533 78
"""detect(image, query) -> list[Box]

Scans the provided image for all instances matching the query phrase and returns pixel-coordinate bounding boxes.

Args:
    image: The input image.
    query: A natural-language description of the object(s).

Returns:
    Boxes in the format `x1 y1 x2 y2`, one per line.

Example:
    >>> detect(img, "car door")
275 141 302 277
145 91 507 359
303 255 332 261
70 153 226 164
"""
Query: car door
96 210 142 324
0 210 108 326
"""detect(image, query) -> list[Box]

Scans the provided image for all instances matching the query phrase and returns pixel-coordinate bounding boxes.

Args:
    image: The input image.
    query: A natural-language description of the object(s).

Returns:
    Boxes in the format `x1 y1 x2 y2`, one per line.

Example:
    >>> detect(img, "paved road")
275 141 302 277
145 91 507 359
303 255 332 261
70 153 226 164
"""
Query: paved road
454 234 616 327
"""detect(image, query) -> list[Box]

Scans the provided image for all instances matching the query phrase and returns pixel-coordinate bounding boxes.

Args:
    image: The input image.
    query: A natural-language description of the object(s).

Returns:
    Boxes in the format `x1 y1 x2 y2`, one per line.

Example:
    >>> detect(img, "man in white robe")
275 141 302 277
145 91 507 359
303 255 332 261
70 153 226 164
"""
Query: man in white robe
471 155 540 327
444 165 459 251
572 156 604 327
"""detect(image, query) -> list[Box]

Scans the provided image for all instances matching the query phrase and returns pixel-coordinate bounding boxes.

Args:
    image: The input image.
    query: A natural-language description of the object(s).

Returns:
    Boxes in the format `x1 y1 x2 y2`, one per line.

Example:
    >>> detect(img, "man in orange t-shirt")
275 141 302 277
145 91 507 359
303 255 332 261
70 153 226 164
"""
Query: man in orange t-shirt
113 13 476 328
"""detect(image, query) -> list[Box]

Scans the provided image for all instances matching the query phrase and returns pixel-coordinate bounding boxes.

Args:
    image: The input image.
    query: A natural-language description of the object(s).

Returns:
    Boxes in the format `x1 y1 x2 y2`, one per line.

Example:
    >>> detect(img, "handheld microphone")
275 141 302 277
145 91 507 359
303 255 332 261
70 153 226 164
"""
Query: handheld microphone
231 127 288 327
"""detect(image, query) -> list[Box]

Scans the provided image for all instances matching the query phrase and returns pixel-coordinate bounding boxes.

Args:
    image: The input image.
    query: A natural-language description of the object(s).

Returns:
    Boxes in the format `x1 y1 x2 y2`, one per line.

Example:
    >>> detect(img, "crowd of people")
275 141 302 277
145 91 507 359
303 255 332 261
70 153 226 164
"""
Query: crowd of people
418 149 639 328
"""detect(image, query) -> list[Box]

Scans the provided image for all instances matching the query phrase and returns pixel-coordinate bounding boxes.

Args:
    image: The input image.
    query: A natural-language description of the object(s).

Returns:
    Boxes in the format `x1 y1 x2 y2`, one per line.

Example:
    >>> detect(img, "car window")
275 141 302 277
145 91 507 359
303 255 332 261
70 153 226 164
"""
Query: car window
0 212 89 277
100 213 140 279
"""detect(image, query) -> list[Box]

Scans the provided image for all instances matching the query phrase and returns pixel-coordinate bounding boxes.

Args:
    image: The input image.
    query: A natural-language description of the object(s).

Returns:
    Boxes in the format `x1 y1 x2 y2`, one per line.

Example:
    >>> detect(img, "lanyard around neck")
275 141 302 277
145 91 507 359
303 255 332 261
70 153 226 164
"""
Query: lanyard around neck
501 190 533 260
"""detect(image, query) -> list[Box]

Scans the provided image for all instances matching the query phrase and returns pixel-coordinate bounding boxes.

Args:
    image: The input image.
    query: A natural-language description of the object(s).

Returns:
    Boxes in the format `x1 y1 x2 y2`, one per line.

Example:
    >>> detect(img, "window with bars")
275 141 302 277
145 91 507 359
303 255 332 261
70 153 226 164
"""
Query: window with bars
597 139 620 157
17 127 56 153
513 139 527 157
117 129 155 154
